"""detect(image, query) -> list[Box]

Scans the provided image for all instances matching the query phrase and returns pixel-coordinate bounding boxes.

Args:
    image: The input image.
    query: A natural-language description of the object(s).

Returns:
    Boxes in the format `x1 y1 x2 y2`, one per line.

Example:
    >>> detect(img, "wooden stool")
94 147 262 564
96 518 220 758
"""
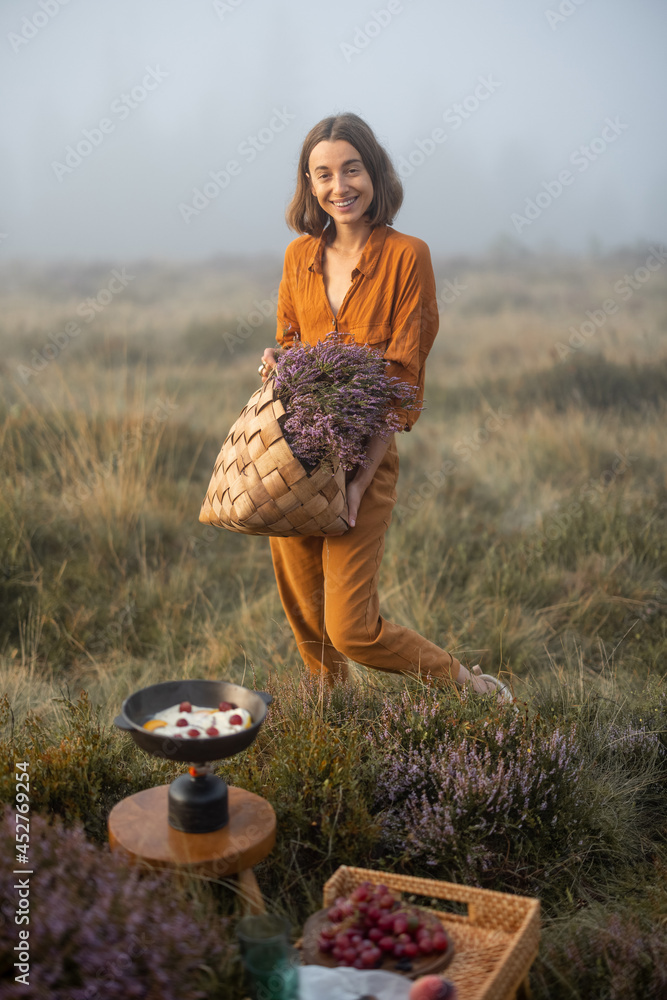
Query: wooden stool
108 784 276 914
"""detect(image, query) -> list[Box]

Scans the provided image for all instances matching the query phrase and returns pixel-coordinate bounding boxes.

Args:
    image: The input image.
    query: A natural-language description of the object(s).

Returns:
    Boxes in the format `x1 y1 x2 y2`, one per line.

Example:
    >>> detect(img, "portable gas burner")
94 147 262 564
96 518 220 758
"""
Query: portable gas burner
108 679 276 913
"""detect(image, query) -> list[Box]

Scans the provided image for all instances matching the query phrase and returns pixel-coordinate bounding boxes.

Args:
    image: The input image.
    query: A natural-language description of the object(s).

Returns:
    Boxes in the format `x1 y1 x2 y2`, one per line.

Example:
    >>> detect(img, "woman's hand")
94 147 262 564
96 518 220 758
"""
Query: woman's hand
259 348 278 382
344 478 368 529
327 477 367 535
331 433 392 533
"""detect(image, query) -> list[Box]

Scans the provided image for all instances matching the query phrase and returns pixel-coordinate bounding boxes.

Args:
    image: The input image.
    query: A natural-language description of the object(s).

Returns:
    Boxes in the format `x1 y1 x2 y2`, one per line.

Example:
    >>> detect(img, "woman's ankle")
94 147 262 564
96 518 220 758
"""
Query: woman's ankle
453 658 469 687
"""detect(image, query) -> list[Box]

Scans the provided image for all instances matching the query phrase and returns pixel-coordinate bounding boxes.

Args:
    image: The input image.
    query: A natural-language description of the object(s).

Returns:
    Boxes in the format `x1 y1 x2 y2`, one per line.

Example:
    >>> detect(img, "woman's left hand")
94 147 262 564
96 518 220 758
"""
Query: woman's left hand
327 478 367 535
329 434 392 534
345 478 368 529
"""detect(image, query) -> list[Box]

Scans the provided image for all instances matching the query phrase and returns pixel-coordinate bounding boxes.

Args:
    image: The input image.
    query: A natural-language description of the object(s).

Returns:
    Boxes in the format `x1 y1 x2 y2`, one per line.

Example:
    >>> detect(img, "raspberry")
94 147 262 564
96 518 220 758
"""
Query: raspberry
218 701 235 711
205 726 220 737
228 713 243 726
175 718 188 727
179 701 192 712
187 728 200 738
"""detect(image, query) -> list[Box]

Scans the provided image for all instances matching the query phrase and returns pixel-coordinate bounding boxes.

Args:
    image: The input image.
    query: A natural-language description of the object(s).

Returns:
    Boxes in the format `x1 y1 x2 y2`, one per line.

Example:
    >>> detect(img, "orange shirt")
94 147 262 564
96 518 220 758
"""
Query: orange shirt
275 223 439 431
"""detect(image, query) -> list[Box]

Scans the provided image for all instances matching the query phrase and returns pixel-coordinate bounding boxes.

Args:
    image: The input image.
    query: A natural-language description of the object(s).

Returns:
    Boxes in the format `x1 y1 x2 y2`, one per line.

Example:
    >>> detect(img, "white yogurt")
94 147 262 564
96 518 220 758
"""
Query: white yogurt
143 703 252 739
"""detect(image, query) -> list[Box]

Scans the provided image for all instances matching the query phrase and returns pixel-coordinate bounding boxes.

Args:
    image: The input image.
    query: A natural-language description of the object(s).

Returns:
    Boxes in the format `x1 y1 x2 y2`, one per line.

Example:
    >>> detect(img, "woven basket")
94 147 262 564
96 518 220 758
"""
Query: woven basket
199 378 349 537
312 866 540 1000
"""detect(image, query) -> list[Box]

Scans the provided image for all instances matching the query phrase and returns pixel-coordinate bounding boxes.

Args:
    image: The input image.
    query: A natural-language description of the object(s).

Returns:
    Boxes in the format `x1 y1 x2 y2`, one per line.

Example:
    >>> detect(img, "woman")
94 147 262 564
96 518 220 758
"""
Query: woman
260 112 507 699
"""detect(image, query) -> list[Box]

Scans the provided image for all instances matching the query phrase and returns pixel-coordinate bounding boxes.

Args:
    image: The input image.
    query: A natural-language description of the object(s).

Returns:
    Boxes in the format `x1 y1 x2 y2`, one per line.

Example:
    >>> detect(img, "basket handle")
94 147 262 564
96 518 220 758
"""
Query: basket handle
324 866 487 915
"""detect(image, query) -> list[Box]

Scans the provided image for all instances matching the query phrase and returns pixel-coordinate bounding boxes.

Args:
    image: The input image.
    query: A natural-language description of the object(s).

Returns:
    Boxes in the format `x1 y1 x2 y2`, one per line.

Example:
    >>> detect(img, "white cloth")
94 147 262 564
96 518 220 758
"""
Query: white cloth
298 964 411 1000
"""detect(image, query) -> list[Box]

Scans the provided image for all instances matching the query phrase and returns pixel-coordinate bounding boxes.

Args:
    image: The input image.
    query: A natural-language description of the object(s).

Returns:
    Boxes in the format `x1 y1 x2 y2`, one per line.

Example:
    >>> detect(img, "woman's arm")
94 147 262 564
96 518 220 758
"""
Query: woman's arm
384 241 439 432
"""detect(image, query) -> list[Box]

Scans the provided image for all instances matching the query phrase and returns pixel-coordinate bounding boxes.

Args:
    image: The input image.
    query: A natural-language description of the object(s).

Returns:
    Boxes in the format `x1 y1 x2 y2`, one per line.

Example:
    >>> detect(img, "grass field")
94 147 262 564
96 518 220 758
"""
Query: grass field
1 243 666 998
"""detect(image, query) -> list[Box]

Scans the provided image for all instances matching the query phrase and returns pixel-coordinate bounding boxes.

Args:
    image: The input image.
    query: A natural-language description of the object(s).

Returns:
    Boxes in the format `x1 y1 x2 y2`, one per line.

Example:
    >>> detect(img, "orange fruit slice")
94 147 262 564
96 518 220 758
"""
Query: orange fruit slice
143 719 167 731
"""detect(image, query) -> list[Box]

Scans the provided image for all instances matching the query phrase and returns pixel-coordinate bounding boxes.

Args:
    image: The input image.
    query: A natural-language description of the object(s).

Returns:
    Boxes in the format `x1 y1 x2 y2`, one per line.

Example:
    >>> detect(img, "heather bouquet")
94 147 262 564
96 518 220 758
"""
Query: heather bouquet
270 333 422 472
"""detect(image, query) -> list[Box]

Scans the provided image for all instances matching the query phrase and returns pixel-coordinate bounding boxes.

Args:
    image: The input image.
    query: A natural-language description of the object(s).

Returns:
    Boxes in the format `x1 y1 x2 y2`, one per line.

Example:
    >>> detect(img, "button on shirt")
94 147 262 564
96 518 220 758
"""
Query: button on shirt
275 223 439 431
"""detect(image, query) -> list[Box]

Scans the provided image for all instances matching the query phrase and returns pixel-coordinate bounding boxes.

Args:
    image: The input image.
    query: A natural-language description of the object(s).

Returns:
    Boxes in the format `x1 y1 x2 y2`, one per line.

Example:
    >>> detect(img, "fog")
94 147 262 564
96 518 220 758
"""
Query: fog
1 0 665 262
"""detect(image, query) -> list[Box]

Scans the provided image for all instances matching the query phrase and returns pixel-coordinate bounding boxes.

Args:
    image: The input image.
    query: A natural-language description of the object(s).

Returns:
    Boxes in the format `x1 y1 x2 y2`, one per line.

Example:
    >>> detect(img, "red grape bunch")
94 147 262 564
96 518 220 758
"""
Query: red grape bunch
317 881 449 970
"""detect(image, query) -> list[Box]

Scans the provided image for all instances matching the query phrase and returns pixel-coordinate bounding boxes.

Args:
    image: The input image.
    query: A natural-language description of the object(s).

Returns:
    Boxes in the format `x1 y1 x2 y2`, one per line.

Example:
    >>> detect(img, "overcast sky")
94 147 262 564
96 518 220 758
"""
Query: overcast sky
1 0 665 262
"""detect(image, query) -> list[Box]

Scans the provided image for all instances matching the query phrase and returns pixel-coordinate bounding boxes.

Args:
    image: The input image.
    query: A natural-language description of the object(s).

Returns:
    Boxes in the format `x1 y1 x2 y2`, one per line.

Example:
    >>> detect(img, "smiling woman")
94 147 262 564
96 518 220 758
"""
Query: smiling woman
257 112 512 703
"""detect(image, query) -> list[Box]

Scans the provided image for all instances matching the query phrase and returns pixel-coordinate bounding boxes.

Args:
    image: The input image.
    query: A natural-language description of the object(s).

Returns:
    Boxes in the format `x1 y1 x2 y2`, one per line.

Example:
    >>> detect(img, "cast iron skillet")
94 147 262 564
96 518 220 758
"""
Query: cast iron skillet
113 679 272 763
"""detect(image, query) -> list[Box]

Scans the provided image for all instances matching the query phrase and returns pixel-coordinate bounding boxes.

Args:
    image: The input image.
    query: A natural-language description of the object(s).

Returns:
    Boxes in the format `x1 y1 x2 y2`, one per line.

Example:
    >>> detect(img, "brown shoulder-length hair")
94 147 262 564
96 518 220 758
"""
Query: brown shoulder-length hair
285 113 403 237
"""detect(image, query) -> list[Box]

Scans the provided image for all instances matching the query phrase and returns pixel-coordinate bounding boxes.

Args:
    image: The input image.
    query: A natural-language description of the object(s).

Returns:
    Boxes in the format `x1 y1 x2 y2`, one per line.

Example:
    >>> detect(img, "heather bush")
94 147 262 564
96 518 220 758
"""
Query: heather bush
0 808 233 1000
372 717 586 887
272 334 421 470
365 682 667 903
365 688 592 891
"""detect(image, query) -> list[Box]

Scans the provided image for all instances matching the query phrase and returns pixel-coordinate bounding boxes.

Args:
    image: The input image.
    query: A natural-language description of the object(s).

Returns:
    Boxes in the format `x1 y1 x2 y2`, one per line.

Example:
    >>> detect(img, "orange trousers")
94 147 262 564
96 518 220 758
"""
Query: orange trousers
269 436 458 684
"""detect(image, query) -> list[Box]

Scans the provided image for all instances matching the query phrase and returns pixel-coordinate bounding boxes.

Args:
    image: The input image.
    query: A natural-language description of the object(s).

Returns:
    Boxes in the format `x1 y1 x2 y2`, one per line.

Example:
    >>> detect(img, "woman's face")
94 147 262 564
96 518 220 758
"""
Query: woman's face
307 139 374 229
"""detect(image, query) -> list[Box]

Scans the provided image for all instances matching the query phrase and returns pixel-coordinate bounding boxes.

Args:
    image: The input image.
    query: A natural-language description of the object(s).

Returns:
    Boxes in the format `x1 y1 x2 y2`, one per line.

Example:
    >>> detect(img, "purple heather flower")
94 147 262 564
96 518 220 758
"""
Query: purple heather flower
271 332 422 471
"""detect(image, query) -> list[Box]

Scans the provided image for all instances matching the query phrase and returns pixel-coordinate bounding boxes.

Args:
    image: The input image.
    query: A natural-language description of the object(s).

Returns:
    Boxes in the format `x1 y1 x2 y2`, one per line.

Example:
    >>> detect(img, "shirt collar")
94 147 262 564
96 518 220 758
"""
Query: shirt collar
307 223 388 278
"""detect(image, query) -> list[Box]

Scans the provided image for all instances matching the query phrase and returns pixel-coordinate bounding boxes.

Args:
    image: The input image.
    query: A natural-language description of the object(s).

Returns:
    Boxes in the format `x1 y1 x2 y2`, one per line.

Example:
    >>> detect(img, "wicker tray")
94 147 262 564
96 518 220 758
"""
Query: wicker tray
303 866 540 1000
